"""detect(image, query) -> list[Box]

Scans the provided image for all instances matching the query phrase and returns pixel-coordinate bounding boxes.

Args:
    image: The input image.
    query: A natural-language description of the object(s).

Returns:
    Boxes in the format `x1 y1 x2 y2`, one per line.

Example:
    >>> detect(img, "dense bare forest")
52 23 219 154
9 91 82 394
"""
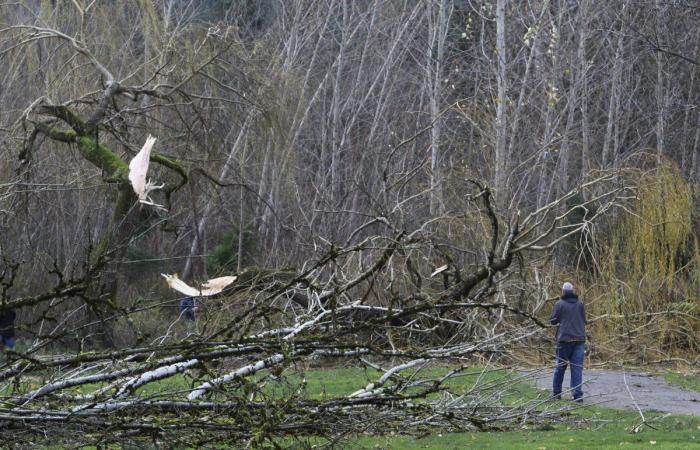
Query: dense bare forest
0 0 698 446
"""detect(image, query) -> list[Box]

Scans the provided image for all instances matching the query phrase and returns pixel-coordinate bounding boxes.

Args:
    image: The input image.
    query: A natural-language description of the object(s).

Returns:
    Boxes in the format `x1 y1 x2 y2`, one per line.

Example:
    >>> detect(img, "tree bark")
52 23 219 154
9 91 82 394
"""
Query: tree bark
494 0 508 205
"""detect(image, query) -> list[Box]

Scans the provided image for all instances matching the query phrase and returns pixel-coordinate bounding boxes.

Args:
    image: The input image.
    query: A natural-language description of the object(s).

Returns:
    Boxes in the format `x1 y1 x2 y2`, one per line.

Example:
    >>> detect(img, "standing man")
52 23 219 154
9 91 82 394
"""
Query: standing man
179 297 196 322
550 282 587 402
0 308 16 350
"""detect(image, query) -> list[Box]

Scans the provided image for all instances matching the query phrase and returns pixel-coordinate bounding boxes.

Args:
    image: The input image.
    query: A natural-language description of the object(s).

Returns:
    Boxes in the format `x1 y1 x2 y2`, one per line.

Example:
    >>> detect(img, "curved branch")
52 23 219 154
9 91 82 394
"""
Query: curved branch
7 25 114 83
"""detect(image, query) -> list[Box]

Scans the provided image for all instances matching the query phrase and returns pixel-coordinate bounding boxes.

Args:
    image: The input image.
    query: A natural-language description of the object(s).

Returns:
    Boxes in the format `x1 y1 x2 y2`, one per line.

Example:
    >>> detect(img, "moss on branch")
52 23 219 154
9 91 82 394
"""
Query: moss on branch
38 104 89 134
76 135 129 181
150 152 188 189
34 124 78 143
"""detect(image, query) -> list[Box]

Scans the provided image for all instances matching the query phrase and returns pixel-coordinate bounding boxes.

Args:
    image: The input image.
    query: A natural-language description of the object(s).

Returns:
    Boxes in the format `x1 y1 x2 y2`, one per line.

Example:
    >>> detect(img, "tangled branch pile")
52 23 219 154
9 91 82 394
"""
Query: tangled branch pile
0 175 626 447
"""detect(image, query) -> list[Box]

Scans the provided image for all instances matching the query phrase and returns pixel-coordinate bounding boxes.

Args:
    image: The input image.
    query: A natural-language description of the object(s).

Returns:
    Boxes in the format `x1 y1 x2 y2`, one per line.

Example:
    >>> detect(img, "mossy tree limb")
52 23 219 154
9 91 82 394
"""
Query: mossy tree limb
38 104 90 134
150 152 188 192
33 123 78 143
76 135 130 181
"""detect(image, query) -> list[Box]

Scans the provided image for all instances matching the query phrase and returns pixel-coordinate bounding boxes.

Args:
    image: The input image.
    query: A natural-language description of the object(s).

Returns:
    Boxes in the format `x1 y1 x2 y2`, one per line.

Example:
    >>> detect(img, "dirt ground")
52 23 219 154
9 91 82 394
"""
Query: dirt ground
525 368 700 416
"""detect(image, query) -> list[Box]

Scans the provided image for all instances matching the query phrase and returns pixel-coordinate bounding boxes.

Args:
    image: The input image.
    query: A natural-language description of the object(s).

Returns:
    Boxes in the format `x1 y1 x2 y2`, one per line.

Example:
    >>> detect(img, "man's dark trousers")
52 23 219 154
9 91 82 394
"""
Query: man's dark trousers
552 341 584 400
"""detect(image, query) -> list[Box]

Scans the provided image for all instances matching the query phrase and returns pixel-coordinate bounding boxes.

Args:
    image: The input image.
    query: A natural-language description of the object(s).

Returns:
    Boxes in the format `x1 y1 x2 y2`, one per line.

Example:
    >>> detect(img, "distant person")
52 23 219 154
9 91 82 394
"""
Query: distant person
179 297 196 322
550 282 587 402
0 309 16 350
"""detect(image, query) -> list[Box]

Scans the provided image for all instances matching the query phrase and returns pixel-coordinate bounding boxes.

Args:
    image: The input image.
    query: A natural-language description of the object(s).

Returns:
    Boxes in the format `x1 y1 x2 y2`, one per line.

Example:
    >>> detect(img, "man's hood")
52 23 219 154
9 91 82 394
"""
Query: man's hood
561 292 579 303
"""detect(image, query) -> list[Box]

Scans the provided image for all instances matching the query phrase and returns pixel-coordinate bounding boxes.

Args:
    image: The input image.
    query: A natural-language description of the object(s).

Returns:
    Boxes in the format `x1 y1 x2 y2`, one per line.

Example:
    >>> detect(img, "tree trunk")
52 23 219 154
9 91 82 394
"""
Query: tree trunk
494 0 508 206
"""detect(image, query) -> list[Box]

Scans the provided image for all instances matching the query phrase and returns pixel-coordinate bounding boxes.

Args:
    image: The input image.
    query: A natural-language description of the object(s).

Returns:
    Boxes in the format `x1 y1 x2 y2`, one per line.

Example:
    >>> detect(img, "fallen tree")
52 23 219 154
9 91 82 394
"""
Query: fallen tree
0 172 630 447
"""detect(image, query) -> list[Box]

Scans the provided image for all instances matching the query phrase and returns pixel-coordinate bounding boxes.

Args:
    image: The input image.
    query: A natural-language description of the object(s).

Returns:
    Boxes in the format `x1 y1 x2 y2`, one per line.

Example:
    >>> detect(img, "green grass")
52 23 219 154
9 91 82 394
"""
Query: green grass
10 362 700 448
350 424 700 449
292 366 700 449
102 365 531 402
664 372 700 392
345 400 700 449
283 365 534 401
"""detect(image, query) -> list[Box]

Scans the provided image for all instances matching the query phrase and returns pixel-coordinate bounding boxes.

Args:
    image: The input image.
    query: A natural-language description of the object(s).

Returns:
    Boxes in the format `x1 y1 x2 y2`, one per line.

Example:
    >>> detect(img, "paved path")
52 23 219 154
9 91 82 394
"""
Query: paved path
525 369 700 416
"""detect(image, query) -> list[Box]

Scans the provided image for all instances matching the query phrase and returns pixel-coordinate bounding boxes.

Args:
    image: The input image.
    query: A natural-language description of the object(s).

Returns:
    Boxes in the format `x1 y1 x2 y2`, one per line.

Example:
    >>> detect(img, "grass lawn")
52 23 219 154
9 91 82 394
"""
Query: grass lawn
295 366 700 449
344 401 700 448
664 372 700 393
350 424 700 449
7 362 700 448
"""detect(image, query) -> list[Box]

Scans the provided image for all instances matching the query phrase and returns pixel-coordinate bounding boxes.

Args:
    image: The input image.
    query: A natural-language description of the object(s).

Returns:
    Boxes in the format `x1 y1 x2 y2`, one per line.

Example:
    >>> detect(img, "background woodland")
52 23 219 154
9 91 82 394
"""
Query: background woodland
0 0 699 445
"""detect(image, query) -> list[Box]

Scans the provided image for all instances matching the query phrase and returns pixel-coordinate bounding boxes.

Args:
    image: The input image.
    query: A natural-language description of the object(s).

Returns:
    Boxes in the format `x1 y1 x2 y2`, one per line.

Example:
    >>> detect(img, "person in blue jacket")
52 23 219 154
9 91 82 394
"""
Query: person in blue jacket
550 282 587 402
0 309 16 350
179 297 196 322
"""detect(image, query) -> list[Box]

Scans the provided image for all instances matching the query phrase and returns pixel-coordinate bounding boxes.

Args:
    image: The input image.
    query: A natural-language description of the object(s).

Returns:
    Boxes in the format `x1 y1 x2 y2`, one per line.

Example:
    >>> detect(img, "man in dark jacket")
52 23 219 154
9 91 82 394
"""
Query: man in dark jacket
0 309 16 350
179 297 196 322
550 282 586 401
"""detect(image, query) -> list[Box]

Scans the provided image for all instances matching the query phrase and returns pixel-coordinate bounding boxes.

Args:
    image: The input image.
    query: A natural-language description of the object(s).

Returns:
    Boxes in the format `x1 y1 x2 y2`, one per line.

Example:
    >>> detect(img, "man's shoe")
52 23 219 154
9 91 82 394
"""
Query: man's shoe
573 397 583 403
552 394 561 400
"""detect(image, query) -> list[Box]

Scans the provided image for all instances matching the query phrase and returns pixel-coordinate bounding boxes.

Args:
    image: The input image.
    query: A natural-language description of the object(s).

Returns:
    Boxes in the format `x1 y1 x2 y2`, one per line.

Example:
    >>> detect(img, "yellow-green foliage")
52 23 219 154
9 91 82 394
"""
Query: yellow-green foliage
602 165 691 296
591 164 699 354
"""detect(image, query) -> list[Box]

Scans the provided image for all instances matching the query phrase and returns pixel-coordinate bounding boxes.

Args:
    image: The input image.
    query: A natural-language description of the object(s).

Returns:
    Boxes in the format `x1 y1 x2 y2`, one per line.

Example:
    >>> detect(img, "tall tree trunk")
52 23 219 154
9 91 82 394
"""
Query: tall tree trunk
681 29 699 176
555 0 589 200
508 2 547 207
329 0 347 207
601 1 630 169
427 0 451 216
494 0 508 205
654 0 666 170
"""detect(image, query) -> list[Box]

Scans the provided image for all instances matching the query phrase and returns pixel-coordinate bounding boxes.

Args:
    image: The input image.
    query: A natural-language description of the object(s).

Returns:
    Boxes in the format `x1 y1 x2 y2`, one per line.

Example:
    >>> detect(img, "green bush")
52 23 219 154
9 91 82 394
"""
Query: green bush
207 225 255 275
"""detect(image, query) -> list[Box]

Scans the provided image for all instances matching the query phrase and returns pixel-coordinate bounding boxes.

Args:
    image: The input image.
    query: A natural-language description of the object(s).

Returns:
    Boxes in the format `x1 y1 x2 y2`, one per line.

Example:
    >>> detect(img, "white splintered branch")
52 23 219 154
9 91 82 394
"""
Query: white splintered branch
249 304 392 340
348 358 426 399
431 265 449 277
80 345 261 403
249 319 328 341
311 348 371 357
71 400 258 413
162 273 199 297
250 303 408 341
281 308 335 341
249 327 297 339
18 367 136 405
201 276 238 294
161 273 237 297
187 353 285 401
280 302 393 341
128 135 165 209
114 358 200 397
